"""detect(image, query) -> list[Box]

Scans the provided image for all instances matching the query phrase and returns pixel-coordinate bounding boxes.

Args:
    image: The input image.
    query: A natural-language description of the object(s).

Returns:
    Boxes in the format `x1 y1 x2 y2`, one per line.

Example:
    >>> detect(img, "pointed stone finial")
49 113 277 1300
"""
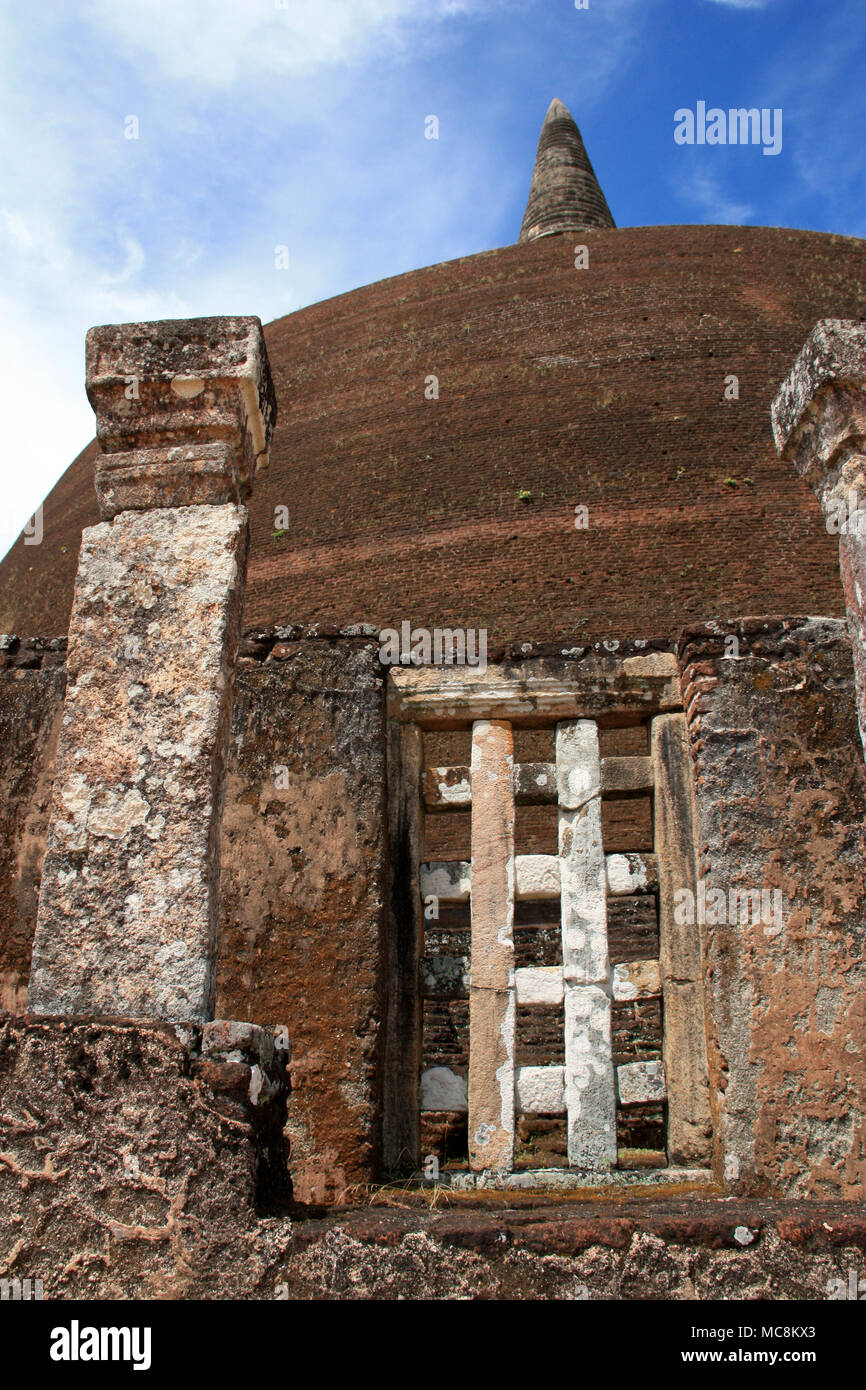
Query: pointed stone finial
519 98 615 242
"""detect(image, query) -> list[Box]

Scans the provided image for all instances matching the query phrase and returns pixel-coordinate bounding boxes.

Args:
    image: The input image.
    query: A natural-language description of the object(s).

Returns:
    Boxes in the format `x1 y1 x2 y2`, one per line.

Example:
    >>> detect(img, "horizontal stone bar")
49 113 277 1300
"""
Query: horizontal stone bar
425 757 653 811
425 761 557 811
617 1060 666 1105
420 861 471 902
612 960 662 1002
423 766 471 809
419 954 470 999
516 854 561 899
420 1065 468 1112
421 855 562 903
434 1166 715 1191
388 655 681 728
515 1065 566 1115
514 761 557 803
605 852 658 896
515 966 564 1005
600 755 653 798
422 854 660 906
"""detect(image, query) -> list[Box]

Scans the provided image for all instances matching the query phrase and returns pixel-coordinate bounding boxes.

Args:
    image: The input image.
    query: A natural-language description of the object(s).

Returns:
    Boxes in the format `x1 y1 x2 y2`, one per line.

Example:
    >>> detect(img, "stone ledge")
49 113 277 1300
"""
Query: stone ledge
286 1198 866 1255
677 614 848 656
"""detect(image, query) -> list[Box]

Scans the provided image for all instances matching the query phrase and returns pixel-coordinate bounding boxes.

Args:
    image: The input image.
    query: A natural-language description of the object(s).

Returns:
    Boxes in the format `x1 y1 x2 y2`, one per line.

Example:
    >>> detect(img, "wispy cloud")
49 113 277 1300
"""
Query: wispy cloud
0 1 512 561
701 0 779 9
675 170 755 224
84 0 493 86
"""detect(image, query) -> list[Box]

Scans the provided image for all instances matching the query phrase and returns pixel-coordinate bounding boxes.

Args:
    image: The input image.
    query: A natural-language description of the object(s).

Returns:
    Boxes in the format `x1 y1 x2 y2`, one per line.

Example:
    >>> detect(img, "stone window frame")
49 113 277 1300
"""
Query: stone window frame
382 654 712 1187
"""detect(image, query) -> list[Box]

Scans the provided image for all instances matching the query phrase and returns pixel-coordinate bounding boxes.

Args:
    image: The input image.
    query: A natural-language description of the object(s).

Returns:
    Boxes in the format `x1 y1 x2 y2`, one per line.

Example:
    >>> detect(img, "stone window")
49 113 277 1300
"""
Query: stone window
384 654 712 1187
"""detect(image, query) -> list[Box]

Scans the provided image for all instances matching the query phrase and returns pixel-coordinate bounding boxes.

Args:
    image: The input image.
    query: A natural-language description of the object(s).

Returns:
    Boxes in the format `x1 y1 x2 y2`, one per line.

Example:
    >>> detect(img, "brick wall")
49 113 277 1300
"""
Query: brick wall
3 226 865 643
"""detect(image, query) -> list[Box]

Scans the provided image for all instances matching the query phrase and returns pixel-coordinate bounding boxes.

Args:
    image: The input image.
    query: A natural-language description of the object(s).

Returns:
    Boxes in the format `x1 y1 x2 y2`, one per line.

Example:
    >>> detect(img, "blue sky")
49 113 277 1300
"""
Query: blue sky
1 0 863 562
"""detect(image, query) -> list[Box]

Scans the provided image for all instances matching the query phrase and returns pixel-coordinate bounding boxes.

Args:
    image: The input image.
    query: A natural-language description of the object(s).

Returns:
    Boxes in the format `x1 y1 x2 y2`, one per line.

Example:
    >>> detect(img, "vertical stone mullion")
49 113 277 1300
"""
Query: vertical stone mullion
556 719 616 1170
468 719 515 1171
383 722 425 1175
651 713 712 1166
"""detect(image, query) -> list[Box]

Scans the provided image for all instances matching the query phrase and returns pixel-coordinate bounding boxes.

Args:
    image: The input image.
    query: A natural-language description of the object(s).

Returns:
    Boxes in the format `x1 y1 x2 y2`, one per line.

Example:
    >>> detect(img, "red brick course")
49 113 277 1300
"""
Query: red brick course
2 226 864 644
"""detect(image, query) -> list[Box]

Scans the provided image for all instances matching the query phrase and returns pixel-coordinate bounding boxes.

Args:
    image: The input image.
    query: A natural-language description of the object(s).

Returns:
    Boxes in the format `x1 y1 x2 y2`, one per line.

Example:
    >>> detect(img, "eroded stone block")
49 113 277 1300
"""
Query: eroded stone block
516 1064 566 1115
679 617 866 1196
420 1066 468 1112
618 1060 666 1105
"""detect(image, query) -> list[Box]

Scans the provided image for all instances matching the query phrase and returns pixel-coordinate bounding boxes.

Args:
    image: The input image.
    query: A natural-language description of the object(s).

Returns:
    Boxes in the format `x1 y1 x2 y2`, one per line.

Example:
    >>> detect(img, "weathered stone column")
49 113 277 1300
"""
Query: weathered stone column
27 316 276 1023
468 720 516 1172
651 713 712 1167
772 319 866 751
556 720 616 1171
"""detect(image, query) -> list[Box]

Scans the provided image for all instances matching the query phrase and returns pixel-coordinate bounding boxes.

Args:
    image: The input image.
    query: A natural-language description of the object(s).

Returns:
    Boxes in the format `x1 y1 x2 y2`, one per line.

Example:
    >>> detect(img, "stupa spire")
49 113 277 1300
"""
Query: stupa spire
519 98 615 242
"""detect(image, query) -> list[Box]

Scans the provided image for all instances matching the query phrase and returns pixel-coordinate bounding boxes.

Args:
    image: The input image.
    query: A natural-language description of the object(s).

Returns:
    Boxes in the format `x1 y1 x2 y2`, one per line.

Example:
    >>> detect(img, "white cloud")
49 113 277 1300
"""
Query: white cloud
676 171 755 224
0 1 530 563
81 0 493 86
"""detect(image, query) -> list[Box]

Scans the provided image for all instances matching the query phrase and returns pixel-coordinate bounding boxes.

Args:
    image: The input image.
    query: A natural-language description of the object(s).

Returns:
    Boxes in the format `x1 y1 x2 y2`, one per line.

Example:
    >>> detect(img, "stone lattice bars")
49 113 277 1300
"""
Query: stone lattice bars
27 316 275 1024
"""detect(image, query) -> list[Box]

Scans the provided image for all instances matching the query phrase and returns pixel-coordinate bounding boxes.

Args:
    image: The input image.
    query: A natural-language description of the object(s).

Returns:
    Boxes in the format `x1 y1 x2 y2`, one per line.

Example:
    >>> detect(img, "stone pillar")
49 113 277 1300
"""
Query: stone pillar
468 720 516 1172
772 319 866 752
651 713 712 1167
556 720 616 1171
27 316 276 1024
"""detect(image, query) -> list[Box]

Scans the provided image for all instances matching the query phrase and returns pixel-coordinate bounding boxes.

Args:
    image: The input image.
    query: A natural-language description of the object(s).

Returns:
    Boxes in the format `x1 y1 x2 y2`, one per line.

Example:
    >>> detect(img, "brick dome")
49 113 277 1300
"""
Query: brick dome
2 223 865 644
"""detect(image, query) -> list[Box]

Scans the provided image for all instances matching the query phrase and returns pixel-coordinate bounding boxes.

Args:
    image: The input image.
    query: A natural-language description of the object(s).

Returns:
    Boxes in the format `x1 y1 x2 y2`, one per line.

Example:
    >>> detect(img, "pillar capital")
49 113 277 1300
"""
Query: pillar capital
85 315 277 518
773 320 866 759
771 319 866 512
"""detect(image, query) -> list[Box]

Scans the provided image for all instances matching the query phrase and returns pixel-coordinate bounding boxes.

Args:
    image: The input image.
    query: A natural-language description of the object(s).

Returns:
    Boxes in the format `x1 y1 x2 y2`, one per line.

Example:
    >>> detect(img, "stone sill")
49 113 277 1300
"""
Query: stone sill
421 1166 716 1194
